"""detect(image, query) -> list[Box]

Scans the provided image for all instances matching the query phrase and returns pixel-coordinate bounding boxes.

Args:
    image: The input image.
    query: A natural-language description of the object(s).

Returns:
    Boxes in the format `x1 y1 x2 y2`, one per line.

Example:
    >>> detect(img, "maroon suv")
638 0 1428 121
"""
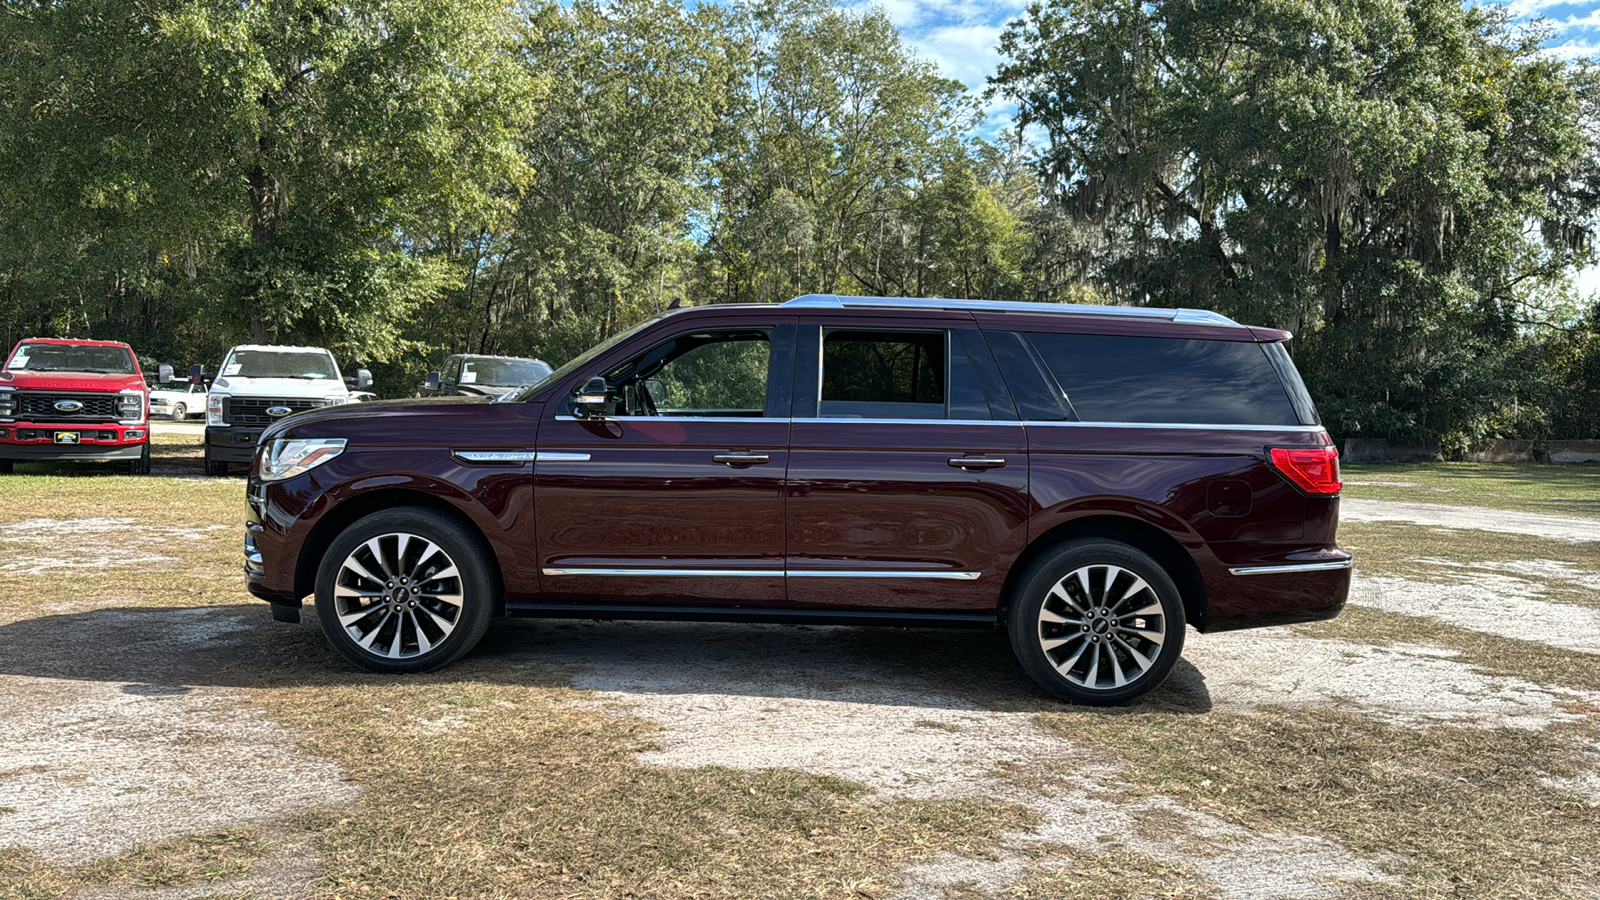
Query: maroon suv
244 296 1348 704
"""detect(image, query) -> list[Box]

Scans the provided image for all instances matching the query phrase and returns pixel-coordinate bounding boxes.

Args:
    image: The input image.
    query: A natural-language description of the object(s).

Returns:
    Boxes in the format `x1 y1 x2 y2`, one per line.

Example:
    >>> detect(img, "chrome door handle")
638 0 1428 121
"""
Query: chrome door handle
949 456 1005 470
714 453 771 467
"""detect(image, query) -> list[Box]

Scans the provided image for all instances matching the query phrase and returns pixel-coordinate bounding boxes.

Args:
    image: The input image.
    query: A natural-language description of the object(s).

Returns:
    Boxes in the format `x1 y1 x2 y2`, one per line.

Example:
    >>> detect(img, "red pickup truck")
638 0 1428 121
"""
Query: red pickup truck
0 338 151 474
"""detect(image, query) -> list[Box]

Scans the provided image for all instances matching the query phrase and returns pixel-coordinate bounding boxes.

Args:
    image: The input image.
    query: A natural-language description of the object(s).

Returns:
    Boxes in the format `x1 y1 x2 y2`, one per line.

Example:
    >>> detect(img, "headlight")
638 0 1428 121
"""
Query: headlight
207 394 225 426
260 438 347 481
321 395 348 407
0 389 14 419
118 390 145 422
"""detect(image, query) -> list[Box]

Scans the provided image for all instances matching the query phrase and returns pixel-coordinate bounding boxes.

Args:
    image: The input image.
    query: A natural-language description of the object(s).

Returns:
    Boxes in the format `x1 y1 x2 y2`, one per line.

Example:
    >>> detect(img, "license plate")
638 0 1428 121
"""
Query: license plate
53 431 80 444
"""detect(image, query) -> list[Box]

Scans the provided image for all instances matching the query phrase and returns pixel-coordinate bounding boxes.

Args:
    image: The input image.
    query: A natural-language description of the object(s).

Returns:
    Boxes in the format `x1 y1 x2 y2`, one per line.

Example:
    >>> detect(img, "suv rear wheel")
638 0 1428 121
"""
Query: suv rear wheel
1007 539 1185 705
313 508 495 673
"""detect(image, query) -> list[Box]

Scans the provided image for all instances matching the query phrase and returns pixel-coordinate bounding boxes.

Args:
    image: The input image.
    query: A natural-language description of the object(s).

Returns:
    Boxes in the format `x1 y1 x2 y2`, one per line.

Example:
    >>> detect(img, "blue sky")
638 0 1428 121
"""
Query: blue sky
854 0 1600 297
852 0 1600 131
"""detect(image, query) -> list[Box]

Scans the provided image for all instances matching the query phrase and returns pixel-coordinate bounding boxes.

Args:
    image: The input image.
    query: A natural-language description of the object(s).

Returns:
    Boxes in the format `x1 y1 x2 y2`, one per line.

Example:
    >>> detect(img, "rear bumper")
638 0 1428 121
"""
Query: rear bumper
207 426 264 461
1197 549 1352 633
0 422 147 460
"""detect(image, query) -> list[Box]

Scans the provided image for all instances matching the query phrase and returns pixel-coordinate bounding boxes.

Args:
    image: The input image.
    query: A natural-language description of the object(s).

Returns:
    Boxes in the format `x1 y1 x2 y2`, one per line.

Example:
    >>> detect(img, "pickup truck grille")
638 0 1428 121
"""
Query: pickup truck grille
17 392 121 423
224 397 323 427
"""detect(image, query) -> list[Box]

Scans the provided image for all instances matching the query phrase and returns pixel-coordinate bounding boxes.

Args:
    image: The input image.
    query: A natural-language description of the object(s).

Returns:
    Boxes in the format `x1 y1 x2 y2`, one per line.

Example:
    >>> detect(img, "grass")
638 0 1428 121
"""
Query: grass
2 432 1598 897
1341 521 1600 609
1342 461 1600 518
1030 708 1600 898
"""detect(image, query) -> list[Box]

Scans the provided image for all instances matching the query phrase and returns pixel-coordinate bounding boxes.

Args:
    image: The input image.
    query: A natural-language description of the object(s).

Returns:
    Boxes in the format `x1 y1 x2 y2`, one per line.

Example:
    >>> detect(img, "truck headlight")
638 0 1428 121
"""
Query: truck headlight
118 390 146 422
0 389 14 420
207 394 225 426
260 437 347 481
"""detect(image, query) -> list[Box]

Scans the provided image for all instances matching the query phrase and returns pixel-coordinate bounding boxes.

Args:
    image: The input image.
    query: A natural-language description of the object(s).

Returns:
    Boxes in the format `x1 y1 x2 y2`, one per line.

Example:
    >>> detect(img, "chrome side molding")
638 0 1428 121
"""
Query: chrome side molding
1227 560 1353 576
542 567 981 580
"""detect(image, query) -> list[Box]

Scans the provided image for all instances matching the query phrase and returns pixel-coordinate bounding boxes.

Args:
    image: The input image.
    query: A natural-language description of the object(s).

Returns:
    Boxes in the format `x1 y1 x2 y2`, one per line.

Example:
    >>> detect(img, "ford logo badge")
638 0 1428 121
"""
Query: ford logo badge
54 400 84 412
266 406 293 417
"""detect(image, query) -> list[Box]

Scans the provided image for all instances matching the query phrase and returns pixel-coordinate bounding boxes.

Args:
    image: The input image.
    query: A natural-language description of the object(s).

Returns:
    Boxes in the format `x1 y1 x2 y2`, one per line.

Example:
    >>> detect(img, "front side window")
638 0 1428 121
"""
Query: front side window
7 343 136 375
605 330 771 417
820 330 947 419
1026 332 1300 426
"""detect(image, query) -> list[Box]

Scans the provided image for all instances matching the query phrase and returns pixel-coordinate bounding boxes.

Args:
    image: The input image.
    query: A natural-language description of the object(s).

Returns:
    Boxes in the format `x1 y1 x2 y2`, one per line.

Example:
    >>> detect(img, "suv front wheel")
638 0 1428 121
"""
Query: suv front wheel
1008 539 1185 706
313 508 495 673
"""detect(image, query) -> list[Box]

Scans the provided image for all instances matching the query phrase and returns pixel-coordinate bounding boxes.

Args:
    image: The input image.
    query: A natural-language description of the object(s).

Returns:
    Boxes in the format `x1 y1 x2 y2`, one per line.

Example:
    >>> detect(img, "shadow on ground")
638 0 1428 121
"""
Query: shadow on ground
0 604 1215 714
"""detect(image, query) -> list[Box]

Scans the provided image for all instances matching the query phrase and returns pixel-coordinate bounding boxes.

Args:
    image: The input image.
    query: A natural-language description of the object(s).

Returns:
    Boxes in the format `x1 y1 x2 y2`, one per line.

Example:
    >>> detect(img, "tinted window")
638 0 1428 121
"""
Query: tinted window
1026 333 1299 426
984 331 1068 420
821 330 945 419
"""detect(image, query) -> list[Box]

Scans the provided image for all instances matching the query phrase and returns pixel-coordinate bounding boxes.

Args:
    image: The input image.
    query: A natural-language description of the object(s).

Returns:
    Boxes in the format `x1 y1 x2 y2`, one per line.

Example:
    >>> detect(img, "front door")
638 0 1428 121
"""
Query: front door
785 320 1030 611
533 320 795 605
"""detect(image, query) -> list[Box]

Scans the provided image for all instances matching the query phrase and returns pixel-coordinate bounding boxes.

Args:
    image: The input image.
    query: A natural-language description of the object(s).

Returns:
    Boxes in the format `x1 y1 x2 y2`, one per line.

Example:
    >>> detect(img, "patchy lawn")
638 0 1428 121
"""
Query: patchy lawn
1 432 1596 899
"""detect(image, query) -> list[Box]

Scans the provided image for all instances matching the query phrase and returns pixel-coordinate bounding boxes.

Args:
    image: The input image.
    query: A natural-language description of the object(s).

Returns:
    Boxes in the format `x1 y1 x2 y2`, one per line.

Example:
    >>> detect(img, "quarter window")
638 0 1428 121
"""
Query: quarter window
1025 332 1299 426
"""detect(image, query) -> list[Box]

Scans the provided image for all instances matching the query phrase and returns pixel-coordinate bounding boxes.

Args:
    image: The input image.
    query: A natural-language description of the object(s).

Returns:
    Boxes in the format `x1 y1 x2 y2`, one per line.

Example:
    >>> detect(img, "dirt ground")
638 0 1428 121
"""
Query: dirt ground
1 437 1596 899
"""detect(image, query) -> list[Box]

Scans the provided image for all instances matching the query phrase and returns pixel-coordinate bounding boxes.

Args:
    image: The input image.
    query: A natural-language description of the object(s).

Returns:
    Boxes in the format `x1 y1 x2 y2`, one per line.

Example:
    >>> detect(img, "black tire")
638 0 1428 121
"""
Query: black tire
313 508 496 674
1007 539 1186 706
125 442 152 476
171 403 186 421
0 459 12 475
203 447 228 476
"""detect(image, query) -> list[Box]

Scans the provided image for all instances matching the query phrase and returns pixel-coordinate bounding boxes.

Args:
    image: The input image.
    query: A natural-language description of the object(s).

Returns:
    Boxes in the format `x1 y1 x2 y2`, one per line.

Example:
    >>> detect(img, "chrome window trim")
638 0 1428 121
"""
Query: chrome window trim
792 417 1014 426
1227 560 1353 576
543 567 980 580
1027 421 1326 433
553 414 772 423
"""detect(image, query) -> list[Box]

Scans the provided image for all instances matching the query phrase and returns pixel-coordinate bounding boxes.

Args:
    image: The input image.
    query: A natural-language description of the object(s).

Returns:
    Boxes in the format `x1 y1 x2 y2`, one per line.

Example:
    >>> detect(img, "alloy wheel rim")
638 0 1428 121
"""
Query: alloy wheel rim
333 532 464 659
1036 564 1166 691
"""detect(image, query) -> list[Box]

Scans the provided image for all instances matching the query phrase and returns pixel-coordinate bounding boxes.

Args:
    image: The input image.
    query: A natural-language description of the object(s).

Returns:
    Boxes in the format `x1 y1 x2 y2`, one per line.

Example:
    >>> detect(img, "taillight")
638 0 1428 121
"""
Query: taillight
1268 446 1341 495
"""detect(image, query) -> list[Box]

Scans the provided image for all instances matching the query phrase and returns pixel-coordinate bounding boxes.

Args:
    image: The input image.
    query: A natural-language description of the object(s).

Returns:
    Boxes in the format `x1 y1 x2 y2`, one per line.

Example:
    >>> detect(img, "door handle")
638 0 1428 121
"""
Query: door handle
949 456 1006 470
714 452 771 467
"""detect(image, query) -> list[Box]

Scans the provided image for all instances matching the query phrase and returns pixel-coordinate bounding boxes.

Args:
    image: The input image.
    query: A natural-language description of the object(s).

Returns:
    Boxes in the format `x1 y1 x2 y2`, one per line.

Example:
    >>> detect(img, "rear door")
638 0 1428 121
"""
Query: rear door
784 316 1029 611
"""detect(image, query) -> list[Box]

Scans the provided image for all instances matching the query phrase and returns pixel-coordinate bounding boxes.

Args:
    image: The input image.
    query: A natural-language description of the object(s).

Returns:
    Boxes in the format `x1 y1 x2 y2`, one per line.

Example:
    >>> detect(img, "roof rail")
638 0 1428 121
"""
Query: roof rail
781 294 1241 327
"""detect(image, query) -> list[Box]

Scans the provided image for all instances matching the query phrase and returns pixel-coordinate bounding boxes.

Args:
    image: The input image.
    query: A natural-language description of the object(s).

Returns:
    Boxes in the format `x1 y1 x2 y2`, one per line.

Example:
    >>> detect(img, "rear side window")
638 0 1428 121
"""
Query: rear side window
1025 332 1300 426
820 330 946 419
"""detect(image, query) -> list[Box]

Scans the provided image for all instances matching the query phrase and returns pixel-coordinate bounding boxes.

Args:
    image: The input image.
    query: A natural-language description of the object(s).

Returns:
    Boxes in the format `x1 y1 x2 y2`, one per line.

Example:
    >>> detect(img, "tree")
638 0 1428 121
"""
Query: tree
0 0 536 367
992 0 1600 443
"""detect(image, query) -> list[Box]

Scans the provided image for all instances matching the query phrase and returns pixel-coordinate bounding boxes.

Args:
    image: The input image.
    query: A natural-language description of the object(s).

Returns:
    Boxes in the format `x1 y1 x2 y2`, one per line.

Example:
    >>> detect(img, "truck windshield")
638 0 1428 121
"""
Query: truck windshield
461 358 552 386
7 343 136 375
222 350 340 380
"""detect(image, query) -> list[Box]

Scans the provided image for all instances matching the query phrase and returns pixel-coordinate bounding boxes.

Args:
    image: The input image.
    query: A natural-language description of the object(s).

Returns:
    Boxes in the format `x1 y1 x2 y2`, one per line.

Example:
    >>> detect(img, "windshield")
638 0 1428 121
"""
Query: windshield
500 317 662 403
222 349 340 380
6 343 136 375
460 357 553 387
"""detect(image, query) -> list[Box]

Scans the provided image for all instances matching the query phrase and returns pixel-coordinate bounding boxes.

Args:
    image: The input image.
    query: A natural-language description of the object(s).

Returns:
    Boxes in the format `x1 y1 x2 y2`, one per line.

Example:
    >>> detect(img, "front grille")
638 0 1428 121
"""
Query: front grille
17 392 121 423
223 397 322 427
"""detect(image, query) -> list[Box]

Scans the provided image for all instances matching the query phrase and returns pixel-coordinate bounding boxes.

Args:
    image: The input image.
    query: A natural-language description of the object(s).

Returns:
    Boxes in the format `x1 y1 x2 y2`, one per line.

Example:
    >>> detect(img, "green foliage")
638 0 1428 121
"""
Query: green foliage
992 0 1600 443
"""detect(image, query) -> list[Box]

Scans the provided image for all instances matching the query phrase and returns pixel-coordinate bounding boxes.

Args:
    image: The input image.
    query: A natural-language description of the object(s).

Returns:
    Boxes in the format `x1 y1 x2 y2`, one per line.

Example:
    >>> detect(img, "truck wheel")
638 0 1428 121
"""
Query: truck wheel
126 442 151 476
1007 539 1186 706
313 508 495 674
203 447 228 476
172 403 186 421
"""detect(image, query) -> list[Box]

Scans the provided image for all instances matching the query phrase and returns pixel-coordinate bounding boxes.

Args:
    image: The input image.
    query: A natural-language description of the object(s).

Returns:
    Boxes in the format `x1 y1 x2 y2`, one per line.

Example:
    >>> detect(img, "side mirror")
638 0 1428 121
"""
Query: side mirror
573 377 610 418
356 368 372 390
424 372 441 392
188 363 204 384
158 364 174 384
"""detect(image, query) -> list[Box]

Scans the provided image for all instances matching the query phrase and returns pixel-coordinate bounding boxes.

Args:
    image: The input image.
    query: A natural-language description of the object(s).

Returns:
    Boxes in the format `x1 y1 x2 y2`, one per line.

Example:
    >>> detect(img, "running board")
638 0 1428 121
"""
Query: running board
502 602 998 629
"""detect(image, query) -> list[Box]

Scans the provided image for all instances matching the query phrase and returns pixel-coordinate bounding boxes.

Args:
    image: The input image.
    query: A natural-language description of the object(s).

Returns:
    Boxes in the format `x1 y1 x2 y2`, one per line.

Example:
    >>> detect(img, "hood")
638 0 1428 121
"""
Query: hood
259 395 516 445
0 369 145 393
210 376 348 400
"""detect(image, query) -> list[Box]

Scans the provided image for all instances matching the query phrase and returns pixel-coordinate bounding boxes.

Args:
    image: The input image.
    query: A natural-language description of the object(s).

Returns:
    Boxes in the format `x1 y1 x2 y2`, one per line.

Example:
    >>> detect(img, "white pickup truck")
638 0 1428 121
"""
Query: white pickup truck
196 344 370 475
